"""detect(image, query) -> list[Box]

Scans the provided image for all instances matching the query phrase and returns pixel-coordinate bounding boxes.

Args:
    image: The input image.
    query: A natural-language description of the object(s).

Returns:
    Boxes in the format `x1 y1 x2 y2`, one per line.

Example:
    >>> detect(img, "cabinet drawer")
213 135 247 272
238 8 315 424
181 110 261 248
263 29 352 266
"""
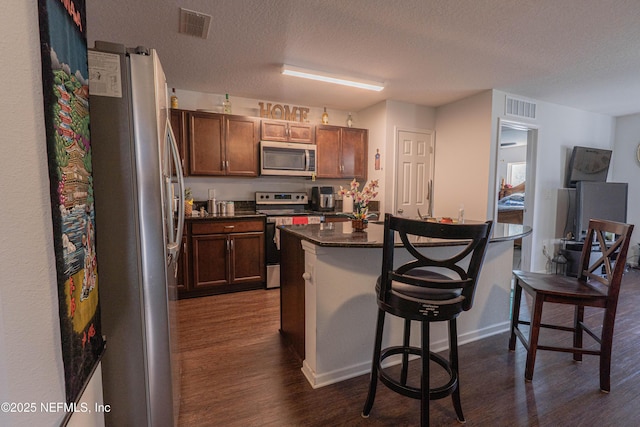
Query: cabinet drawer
192 219 264 235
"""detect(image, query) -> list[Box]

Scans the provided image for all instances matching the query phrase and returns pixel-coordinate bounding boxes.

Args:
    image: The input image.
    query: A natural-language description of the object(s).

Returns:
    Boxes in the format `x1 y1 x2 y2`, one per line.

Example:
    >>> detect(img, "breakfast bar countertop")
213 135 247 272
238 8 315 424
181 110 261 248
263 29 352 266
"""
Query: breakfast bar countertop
278 221 532 248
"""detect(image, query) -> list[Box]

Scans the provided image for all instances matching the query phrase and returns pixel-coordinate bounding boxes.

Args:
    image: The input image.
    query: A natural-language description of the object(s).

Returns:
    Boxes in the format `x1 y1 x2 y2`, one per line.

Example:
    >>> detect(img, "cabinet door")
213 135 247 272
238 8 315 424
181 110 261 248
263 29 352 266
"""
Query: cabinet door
170 109 189 176
315 125 342 178
192 234 229 289
225 116 259 176
288 122 314 143
229 232 265 284
341 128 368 179
189 112 224 175
260 120 288 142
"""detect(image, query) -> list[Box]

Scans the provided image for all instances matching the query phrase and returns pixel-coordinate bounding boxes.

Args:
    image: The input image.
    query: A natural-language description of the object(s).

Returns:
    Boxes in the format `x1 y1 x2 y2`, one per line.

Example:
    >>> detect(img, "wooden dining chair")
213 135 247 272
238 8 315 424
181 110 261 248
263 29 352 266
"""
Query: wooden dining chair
509 218 634 392
362 214 493 426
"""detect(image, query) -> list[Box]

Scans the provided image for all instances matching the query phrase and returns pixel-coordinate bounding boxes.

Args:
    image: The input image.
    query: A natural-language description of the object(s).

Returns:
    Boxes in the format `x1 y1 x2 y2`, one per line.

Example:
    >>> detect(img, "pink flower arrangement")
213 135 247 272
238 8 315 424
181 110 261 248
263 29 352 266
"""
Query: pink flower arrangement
338 178 379 220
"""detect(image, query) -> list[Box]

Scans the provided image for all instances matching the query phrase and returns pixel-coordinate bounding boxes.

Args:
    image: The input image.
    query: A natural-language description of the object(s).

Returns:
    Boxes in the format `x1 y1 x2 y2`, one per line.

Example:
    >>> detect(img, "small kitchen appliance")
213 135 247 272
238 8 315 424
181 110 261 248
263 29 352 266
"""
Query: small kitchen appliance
310 186 335 211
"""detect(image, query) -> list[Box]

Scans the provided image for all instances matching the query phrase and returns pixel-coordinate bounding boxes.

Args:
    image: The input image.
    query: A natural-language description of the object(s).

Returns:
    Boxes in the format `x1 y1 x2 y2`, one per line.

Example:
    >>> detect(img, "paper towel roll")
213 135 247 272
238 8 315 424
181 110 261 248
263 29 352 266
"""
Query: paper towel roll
342 196 354 213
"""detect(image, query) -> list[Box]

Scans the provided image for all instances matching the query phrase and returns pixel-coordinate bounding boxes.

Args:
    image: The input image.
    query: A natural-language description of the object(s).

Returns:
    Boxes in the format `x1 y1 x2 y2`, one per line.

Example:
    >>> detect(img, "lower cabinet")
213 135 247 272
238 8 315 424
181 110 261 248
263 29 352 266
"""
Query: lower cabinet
179 218 266 298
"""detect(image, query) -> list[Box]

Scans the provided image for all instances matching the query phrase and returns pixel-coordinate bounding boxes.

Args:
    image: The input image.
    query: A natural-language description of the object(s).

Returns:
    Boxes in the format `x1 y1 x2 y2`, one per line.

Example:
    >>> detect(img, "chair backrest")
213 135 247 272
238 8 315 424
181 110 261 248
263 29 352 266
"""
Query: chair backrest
578 219 634 301
379 214 493 313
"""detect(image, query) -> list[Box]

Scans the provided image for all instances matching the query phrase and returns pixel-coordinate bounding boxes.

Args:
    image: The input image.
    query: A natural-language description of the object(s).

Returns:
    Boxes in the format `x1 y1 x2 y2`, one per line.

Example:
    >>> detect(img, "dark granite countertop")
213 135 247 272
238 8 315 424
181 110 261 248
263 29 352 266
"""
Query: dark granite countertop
278 221 532 248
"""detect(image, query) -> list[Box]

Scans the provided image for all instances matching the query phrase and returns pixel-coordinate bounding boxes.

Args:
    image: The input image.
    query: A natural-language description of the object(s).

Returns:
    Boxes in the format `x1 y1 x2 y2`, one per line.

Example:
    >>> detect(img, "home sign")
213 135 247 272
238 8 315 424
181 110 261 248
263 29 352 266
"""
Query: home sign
259 102 309 122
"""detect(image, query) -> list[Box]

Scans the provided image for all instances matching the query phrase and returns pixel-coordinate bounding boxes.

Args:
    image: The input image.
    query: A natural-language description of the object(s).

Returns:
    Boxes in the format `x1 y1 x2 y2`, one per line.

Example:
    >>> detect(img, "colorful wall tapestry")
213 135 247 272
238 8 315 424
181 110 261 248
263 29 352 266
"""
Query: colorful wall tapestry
38 0 105 404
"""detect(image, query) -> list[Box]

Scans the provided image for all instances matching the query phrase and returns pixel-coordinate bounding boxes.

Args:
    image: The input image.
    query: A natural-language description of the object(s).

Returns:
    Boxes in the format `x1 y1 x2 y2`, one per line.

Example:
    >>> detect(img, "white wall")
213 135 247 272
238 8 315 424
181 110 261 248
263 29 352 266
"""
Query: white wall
612 113 640 265
492 90 616 272
0 3 104 426
358 101 388 212
434 91 494 221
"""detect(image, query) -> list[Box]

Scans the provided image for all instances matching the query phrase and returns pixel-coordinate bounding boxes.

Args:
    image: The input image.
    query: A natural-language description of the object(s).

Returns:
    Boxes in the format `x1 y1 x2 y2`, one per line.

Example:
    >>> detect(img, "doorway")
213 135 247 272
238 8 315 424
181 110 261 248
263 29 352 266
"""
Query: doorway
496 120 537 271
394 129 435 219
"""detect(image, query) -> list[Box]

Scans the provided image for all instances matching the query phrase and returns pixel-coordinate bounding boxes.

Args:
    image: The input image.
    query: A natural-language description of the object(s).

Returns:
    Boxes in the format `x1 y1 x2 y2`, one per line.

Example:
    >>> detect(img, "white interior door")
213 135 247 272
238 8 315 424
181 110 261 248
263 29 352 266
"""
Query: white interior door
394 129 435 218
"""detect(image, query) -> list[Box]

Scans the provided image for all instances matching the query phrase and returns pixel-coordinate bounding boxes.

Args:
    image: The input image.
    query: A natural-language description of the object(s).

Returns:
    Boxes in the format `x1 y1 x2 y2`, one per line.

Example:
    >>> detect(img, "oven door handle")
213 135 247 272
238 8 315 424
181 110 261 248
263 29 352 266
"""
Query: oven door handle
305 149 310 172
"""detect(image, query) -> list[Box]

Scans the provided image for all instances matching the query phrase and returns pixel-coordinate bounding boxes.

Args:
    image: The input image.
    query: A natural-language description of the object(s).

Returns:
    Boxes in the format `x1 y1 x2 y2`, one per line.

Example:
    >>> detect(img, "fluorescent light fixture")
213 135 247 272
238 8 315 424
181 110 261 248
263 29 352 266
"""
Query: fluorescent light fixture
281 65 384 92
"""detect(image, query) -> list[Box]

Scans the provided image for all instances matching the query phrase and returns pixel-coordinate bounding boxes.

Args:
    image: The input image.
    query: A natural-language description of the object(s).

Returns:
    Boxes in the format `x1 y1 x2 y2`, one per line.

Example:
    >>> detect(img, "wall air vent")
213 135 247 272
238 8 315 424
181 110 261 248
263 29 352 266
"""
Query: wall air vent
505 96 537 120
179 8 212 39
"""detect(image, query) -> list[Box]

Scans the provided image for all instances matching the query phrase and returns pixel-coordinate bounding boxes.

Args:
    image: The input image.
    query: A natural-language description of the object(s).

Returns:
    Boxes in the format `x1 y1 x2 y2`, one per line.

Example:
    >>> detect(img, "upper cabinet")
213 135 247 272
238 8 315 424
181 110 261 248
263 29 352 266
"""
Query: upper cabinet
316 125 368 179
171 109 368 179
261 119 314 144
173 110 259 177
224 115 260 176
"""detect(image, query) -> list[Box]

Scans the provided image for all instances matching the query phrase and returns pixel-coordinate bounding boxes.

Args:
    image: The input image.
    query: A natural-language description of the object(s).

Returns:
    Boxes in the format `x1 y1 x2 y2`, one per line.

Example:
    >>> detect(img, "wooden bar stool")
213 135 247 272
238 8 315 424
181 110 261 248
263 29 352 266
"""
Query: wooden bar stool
362 214 493 426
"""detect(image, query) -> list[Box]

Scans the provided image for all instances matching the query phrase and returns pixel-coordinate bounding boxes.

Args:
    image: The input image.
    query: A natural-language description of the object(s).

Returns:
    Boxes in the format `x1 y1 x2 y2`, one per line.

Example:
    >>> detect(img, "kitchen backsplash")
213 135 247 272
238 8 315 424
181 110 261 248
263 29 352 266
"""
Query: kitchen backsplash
184 176 355 202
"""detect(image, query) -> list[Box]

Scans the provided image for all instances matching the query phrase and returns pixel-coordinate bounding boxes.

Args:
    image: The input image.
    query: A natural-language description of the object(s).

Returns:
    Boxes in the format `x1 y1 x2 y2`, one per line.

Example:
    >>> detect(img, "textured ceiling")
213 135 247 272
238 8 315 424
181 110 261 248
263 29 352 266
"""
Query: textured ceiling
87 0 640 117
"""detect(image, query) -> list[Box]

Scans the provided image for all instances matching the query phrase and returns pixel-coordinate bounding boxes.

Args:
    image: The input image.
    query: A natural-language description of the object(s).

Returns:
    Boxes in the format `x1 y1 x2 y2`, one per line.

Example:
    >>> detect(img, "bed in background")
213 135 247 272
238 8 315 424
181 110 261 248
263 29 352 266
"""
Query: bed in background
497 181 525 225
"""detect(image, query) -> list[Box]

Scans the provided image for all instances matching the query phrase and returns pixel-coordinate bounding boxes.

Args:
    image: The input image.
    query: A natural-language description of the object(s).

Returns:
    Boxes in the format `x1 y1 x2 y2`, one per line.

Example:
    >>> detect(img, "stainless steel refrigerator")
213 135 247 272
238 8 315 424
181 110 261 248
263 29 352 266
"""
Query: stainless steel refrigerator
88 41 185 426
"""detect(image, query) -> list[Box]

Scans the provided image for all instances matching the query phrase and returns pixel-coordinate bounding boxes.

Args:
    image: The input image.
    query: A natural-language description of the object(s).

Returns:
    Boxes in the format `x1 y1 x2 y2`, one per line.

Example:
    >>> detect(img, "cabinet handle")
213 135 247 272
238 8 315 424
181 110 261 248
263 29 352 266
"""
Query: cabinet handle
226 239 230 251
230 240 234 251
224 225 235 229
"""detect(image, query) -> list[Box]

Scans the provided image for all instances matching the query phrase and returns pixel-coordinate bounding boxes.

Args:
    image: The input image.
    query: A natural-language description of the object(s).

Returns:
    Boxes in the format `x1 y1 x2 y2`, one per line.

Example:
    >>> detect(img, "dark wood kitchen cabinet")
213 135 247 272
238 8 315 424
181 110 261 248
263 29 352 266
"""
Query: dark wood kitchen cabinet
261 119 314 143
316 125 367 179
175 110 259 177
188 111 224 175
185 218 265 297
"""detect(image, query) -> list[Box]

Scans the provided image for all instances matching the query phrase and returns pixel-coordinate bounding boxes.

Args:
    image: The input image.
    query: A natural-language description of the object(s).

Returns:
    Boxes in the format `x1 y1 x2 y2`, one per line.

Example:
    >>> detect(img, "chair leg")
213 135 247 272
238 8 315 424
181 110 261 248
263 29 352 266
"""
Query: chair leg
362 308 386 417
401 318 411 385
421 320 430 427
573 305 584 362
448 318 464 423
525 294 544 382
509 279 523 351
599 312 616 393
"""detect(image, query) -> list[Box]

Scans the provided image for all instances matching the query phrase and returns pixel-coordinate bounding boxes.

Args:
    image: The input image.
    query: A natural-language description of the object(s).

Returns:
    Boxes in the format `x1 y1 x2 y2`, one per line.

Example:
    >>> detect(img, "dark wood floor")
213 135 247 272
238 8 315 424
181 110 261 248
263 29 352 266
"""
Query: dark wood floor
177 269 640 426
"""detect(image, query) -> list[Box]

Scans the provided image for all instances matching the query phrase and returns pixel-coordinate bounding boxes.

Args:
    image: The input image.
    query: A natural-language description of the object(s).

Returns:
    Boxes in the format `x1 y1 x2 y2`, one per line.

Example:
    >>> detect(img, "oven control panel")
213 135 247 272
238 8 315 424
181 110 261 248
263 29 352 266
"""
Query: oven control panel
255 192 308 205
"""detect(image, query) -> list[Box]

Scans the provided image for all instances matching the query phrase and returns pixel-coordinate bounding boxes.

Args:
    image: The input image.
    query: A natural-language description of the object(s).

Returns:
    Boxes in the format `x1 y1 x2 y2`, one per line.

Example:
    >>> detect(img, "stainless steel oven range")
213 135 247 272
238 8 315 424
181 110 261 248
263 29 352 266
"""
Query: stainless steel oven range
255 191 322 288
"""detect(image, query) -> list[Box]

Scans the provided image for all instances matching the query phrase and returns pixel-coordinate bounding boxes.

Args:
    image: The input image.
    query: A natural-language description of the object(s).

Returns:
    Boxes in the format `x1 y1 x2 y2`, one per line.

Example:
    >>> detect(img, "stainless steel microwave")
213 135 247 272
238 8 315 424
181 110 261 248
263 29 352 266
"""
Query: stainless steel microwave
260 141 317 176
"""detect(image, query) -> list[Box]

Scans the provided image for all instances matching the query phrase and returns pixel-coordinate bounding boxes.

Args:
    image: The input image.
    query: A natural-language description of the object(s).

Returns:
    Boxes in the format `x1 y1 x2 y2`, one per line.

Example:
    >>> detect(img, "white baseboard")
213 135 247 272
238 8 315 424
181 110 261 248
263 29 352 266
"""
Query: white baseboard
301 322 511 389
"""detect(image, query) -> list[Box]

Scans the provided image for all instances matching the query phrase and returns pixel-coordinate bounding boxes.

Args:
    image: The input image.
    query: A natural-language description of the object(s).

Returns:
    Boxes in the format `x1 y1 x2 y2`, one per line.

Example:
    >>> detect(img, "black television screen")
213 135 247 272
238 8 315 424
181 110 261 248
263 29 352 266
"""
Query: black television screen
575 181 627 241
565 146 612 188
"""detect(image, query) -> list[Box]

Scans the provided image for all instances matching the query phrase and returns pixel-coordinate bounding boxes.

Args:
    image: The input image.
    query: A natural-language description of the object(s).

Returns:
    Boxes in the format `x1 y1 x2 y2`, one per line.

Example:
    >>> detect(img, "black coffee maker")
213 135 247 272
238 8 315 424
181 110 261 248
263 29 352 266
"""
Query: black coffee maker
310 186 335 211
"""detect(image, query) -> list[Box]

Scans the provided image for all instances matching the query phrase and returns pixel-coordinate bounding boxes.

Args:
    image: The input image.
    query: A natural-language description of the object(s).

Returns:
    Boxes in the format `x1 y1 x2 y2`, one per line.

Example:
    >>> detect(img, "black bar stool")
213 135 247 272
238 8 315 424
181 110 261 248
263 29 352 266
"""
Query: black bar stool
362 214 493 426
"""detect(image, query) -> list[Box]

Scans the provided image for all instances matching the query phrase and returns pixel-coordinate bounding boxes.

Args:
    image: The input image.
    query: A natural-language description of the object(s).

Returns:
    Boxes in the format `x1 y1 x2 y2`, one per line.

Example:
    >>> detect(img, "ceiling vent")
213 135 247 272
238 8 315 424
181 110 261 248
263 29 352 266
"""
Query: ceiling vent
179 8 212 39
505 96 537 120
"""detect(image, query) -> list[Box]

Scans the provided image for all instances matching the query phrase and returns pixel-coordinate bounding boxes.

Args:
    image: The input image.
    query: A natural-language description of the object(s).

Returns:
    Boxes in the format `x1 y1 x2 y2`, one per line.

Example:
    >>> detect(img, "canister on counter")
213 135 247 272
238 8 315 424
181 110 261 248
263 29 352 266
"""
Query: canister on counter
208 199 217 214
226 201 234 215
218 201 227 215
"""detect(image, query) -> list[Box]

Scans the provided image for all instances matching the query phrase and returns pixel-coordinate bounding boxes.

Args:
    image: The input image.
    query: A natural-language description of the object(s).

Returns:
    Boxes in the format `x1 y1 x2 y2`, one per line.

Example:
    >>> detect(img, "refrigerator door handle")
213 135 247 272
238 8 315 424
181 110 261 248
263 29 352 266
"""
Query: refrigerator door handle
166 118 185 262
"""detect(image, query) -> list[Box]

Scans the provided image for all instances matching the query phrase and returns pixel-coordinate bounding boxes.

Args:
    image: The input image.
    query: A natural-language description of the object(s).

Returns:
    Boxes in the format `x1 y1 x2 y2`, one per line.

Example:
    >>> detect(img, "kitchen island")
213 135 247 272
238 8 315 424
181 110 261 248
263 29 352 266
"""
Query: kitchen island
278 221 531 388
